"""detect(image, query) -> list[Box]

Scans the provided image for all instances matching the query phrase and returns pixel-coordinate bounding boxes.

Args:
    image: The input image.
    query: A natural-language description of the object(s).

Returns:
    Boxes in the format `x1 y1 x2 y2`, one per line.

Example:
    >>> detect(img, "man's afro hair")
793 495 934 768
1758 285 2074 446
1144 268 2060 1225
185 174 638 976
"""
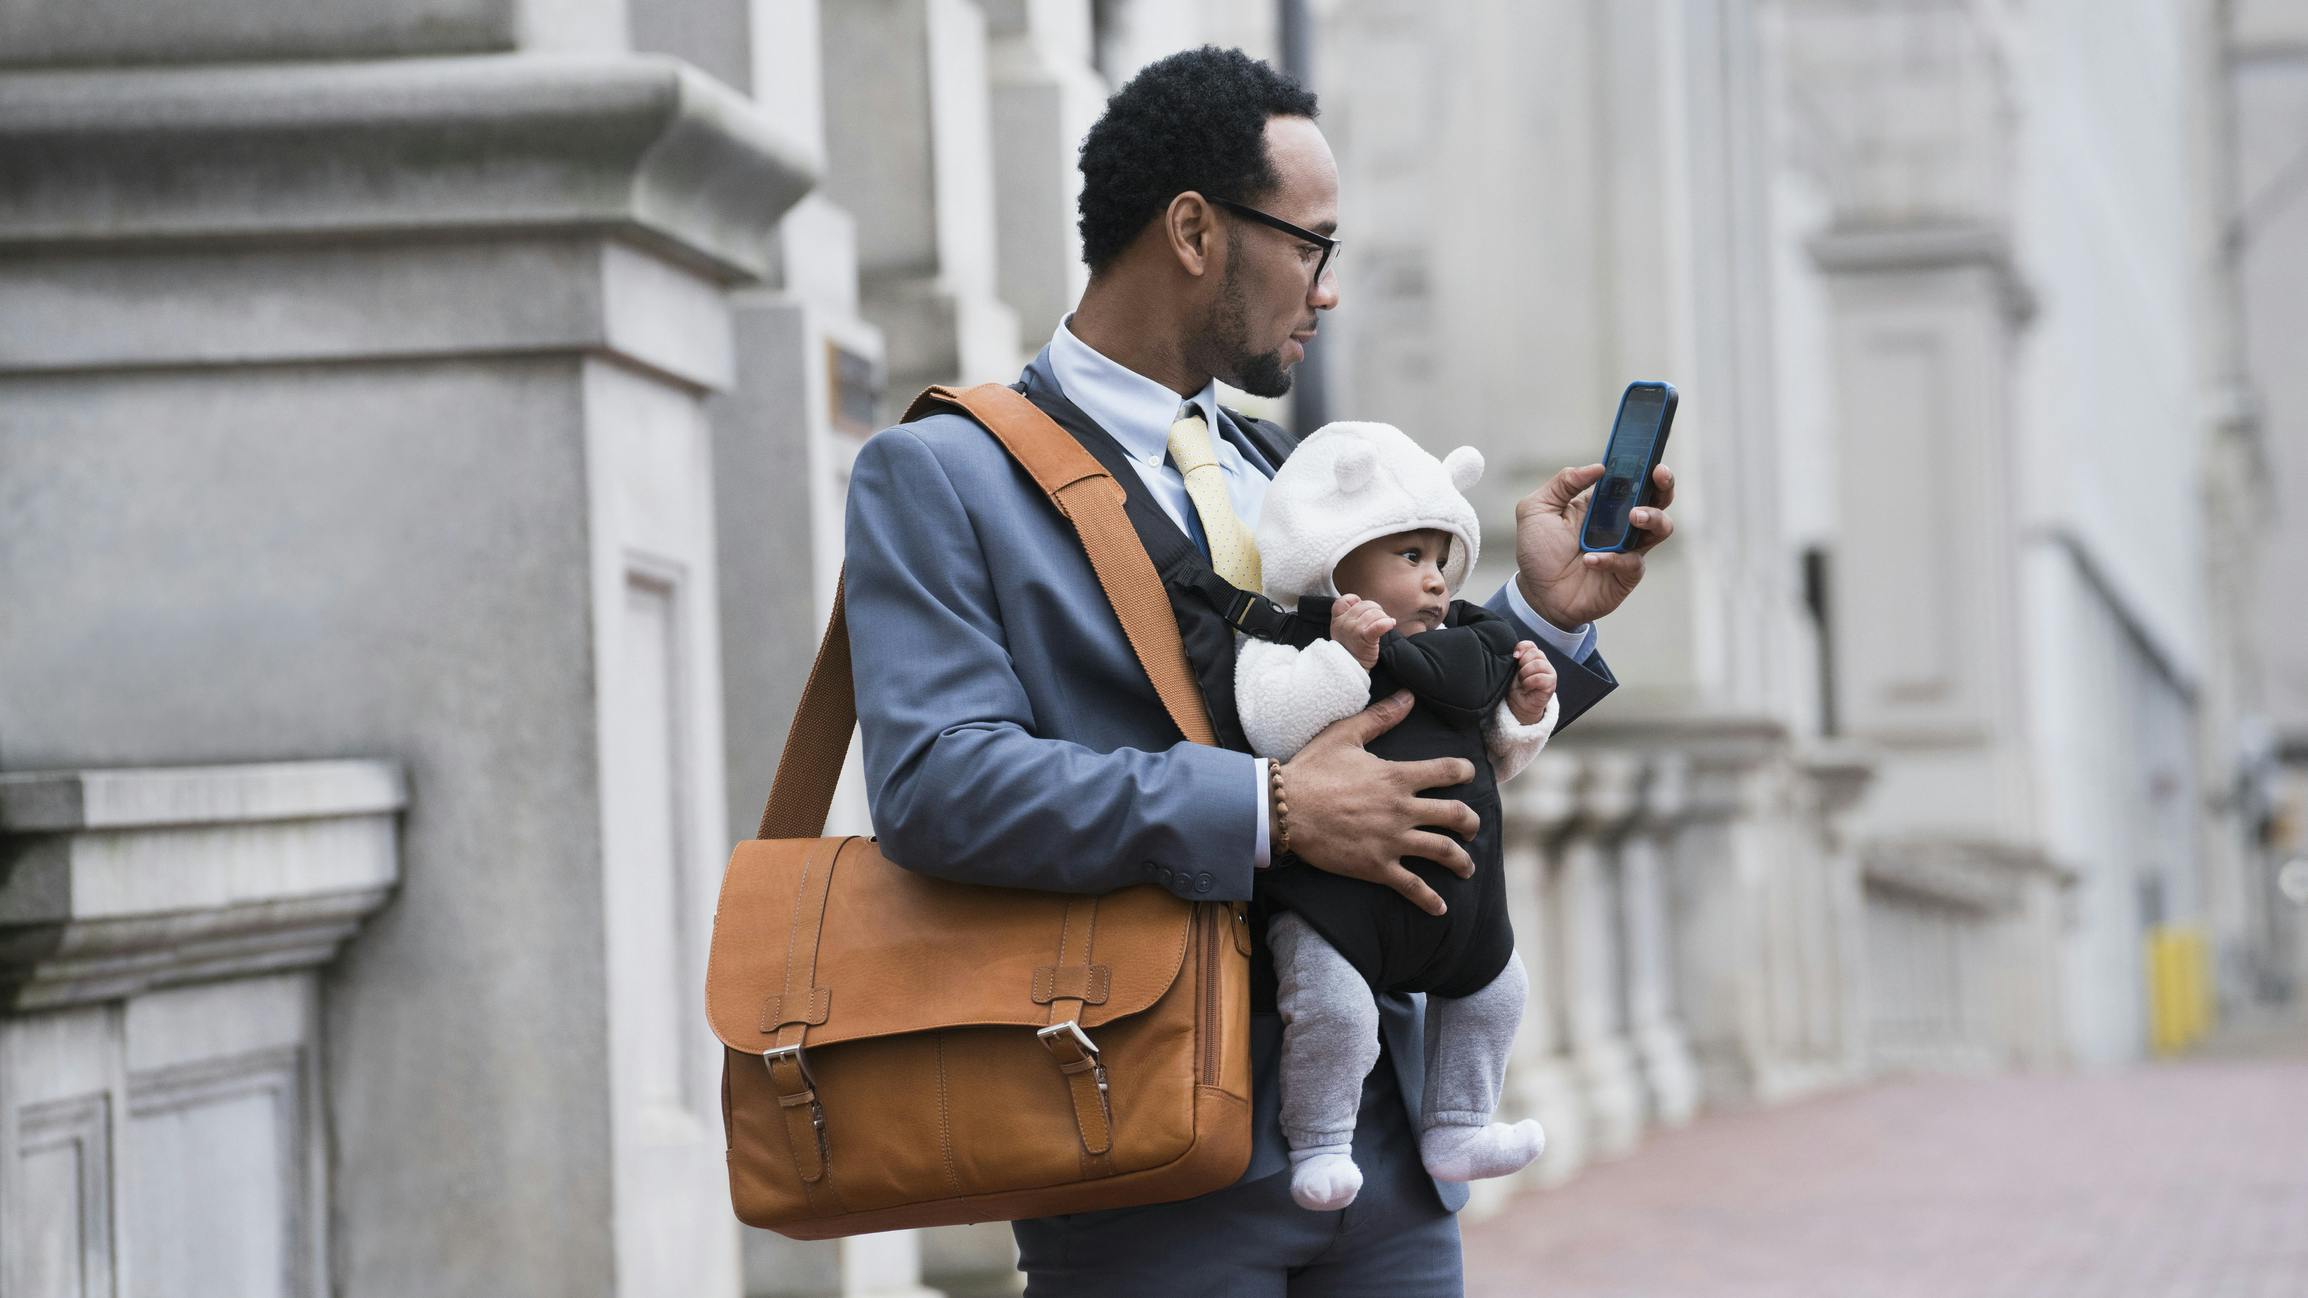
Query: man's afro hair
1076 46 1319 273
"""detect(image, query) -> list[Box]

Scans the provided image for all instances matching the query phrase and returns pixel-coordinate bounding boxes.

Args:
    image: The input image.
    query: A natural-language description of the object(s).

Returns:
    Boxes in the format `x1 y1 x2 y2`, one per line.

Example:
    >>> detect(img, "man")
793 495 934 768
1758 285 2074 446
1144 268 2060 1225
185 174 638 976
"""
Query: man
845 46 1676 1297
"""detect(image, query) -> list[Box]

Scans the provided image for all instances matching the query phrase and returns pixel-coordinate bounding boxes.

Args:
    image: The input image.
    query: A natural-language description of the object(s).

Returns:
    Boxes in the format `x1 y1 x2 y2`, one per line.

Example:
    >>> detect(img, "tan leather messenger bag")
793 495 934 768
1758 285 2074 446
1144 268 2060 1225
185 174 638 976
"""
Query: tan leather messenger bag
706 383 1255 1240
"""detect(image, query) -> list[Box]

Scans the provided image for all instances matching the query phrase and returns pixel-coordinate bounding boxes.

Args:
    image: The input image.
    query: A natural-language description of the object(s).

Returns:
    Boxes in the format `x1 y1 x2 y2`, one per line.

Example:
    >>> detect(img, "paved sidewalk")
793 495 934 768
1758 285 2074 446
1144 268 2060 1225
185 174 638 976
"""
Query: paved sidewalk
1463 1044 2308 1298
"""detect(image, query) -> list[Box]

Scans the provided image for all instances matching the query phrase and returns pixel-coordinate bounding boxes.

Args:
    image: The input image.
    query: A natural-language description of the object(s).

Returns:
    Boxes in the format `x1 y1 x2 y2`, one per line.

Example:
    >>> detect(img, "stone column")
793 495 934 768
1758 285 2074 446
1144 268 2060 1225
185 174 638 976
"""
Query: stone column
1497 757 1590 1191
1622 753 1701 1127
1558 752 1647 1158
1661 719 1789 1106
821 0 1025 399
0 39 815 1297
0 762 402 1298
984 0 1107 341
1802 747 1876 1080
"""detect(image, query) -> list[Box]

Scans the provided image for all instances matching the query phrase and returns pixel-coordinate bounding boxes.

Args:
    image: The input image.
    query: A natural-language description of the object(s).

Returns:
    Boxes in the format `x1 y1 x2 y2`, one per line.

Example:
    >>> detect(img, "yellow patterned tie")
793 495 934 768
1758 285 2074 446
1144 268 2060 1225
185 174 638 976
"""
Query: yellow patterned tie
1167 409 1262 591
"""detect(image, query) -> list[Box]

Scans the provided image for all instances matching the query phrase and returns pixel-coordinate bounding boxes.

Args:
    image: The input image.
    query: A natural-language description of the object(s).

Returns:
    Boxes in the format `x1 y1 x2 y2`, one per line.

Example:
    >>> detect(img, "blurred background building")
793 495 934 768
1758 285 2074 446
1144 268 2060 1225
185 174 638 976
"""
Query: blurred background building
1 1 2300 1295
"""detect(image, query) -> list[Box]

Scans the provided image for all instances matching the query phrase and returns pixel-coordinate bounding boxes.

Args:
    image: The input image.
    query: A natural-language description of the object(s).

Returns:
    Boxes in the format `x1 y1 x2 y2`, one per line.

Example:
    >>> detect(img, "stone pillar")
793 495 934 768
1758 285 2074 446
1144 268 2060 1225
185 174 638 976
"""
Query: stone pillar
1559 752 1647 1158
984 0 1107 341
822 0 1024 399
0 762 402 1298
1802 747 1876 1079
1661 719 1788 1106
1622 754 1700 1127
0 40 815 1297
1497 757 1590 1191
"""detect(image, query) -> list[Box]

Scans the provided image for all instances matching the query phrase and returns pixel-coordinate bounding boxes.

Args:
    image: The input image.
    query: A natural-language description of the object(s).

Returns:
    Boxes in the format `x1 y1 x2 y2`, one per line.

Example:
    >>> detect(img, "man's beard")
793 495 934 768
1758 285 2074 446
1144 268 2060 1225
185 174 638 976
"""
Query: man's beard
1210 265 1295 399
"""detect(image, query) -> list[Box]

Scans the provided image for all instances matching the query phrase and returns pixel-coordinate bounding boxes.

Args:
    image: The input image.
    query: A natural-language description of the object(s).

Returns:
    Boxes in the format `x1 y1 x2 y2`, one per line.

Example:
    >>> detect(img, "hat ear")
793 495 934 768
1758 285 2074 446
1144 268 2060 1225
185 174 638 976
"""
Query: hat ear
1445 446 1484 493
1335 441 1377 494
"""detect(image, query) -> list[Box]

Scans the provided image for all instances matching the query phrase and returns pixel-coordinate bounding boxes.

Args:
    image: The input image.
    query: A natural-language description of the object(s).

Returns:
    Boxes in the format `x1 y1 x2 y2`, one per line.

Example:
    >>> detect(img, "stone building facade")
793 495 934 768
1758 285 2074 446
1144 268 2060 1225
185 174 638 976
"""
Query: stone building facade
0 1 2293 1296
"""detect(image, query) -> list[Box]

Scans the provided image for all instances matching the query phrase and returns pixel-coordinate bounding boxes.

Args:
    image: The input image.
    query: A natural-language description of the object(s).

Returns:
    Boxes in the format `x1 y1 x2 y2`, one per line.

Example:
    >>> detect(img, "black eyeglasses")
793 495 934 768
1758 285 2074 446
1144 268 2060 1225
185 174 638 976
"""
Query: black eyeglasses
1209 197 1341 285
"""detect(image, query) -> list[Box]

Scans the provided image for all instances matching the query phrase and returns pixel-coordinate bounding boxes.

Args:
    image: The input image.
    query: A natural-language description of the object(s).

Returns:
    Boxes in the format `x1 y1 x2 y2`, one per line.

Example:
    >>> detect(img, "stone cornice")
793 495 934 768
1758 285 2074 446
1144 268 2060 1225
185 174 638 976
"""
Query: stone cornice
0 759 406 832
0 760 405 1010
1807 221 2038 323
0 54 820 282
1859 836 2071 914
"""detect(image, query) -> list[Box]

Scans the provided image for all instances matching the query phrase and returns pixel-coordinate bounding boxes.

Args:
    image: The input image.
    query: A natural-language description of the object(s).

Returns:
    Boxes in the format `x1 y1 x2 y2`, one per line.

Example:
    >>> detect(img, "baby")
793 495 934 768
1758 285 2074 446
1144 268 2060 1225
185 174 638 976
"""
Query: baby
1236 421 1557 1212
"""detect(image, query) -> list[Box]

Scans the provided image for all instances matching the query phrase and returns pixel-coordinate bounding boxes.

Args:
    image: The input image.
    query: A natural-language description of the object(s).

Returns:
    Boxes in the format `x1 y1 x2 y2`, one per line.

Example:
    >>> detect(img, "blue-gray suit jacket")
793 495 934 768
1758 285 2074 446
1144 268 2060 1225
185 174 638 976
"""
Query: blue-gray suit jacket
844 349 1617 1212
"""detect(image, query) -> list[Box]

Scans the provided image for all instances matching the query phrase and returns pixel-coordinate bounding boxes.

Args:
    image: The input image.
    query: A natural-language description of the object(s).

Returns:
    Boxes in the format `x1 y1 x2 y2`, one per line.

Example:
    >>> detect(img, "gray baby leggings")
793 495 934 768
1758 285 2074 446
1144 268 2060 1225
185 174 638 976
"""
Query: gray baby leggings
1268 909 1527 1149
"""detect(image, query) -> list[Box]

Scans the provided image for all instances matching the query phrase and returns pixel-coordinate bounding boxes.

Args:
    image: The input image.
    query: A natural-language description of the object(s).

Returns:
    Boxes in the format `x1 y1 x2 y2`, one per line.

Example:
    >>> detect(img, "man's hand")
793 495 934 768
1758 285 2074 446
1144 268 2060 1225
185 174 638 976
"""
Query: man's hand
1506 641 1557 725
1278 691 1481 916
1511 462 1678 630
1329 593 1394 669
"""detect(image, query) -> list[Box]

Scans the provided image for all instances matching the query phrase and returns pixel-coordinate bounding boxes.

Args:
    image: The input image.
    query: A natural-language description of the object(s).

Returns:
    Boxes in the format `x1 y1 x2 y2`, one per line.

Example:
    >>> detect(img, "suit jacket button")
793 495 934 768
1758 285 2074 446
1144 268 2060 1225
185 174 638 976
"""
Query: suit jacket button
1157 866 1174 883
1194 872 1214 893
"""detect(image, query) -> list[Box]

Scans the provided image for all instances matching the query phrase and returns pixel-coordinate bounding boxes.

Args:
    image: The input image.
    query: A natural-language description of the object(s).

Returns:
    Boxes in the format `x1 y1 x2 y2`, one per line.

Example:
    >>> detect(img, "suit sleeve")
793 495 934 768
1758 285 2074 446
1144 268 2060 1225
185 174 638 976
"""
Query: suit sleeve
1483 583 1616 731
844 427 1258 899
1234 635 1373 761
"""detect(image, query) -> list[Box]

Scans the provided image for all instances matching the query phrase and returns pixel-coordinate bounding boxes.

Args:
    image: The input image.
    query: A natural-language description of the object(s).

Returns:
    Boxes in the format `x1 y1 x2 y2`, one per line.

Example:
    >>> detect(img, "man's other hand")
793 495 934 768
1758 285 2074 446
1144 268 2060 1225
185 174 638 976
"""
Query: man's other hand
1278 691 1481 916
1511 462 1678 629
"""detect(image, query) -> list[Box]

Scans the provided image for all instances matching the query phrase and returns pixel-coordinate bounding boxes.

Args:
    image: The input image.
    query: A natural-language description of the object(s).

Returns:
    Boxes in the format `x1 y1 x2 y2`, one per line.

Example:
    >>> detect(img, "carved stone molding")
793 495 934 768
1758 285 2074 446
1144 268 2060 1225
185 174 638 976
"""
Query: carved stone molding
0 760 406 1011
1858 835 2069 914
0 54 820 282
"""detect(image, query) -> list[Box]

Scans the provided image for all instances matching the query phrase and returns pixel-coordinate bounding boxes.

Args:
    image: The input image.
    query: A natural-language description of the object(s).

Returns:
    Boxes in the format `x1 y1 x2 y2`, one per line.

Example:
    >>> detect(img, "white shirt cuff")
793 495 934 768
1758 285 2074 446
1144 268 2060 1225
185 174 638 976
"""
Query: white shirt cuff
1505 578 1598 663
1253 758 1271 868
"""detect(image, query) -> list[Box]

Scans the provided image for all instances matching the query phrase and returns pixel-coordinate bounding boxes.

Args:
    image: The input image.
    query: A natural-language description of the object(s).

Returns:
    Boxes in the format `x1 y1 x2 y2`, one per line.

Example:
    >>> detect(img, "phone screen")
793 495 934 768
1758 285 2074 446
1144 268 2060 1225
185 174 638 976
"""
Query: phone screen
1582 386 1669 550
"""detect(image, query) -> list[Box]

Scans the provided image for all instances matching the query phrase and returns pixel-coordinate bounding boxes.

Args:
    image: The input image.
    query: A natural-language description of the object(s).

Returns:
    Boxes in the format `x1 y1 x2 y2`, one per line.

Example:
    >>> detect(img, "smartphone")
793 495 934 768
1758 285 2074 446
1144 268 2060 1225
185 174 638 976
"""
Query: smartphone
1579 381 1678 553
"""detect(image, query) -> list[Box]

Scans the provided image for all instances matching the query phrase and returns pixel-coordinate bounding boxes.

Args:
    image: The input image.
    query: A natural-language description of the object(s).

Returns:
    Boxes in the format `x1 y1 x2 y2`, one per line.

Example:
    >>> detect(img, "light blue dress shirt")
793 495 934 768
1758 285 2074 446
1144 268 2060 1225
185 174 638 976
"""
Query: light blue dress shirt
1044 316 1599 866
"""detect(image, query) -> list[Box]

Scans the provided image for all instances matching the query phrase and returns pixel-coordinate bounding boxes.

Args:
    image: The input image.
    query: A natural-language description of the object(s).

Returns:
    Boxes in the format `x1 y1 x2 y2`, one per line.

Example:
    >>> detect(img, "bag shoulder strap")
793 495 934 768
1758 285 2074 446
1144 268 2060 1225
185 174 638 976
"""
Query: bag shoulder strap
756 382 1218 839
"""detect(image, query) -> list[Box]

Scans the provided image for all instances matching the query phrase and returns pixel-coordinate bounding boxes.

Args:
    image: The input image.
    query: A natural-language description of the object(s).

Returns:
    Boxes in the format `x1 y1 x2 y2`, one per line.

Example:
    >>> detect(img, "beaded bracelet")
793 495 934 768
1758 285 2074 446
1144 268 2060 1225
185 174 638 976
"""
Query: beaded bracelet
1268 759 1293 860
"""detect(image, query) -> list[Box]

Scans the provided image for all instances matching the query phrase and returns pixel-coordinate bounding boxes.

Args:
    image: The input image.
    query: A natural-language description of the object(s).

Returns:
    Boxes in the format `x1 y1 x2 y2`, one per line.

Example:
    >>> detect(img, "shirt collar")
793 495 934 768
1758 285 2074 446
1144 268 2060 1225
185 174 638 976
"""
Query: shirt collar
1048 315 1230 468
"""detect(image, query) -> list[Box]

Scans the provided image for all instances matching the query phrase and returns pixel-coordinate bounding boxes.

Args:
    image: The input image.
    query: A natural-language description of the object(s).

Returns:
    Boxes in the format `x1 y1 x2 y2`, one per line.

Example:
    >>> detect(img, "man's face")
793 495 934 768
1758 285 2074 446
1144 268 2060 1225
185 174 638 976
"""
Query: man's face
1199 116 1340 398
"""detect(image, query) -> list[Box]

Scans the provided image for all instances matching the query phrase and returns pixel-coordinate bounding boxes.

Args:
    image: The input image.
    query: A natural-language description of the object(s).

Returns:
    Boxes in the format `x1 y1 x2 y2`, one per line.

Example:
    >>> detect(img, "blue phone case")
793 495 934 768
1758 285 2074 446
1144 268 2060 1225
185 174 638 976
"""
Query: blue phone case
1579 381 1678 554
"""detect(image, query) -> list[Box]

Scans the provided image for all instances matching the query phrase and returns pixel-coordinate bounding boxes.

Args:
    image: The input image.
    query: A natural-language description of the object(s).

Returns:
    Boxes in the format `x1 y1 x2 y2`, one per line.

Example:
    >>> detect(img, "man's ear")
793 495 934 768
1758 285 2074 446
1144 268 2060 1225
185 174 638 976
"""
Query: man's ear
1164 192 1220 278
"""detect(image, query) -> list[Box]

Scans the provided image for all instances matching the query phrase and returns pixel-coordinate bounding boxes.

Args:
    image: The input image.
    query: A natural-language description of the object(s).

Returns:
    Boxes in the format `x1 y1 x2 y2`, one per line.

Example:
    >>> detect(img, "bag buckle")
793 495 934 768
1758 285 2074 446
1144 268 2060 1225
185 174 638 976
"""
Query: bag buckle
1038 1019 1110 1100
763 1041 818 1086
764 1043 829 1166
1036 1019 1099 1064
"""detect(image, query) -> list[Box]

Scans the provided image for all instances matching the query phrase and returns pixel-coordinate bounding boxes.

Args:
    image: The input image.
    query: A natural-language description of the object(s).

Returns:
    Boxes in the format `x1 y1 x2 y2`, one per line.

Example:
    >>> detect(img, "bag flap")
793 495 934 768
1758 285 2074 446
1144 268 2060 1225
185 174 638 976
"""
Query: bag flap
706 835 1199 1053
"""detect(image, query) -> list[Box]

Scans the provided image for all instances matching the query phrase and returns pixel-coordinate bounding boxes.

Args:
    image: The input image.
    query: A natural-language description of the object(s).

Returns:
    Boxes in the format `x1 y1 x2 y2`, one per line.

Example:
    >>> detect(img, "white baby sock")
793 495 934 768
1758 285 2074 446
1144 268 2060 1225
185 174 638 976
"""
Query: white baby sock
1418 1120 1546 1182
1287 1144 1363 1211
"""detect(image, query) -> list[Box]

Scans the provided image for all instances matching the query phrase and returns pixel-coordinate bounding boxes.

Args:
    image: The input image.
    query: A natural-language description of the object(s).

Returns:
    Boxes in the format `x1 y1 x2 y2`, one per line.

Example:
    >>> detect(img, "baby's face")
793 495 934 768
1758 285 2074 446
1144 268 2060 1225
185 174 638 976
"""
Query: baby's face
1332 529 1454 635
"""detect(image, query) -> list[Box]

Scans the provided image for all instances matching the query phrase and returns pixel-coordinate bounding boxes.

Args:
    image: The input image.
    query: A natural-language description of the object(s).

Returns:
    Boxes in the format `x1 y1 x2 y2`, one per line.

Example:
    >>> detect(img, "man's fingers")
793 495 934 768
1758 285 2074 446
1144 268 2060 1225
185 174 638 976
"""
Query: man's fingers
1383 865 1448 916
1398 755 1476 790
1649 463 1676 511
1579 550 1647 583
1408 796 1482 840
1328 690 1414 746
1627 504 1676 553
1404 832 1477 880
1533 462 1607 515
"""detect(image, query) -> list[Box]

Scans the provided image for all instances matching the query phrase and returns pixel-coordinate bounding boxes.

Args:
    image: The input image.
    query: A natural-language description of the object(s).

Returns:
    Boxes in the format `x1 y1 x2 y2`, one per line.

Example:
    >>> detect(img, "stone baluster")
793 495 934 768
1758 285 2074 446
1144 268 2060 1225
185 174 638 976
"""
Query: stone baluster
1803 748 1875 1081
1622 753 1701 1127
1666 723 1786 1105
1558 751 1648 1158
1498 754 1590 1188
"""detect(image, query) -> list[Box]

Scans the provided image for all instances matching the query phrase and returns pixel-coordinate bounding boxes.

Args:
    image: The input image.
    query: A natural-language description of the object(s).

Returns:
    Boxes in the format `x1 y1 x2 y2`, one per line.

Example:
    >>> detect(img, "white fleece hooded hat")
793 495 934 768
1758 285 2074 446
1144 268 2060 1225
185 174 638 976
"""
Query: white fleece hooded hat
1255 421 1485 606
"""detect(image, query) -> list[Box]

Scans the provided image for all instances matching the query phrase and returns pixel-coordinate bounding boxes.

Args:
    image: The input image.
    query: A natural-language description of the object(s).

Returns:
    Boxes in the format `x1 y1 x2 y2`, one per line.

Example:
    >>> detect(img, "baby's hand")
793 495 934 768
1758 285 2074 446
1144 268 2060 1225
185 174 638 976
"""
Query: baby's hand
1507 641 1557 724
1329 593 1394 669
